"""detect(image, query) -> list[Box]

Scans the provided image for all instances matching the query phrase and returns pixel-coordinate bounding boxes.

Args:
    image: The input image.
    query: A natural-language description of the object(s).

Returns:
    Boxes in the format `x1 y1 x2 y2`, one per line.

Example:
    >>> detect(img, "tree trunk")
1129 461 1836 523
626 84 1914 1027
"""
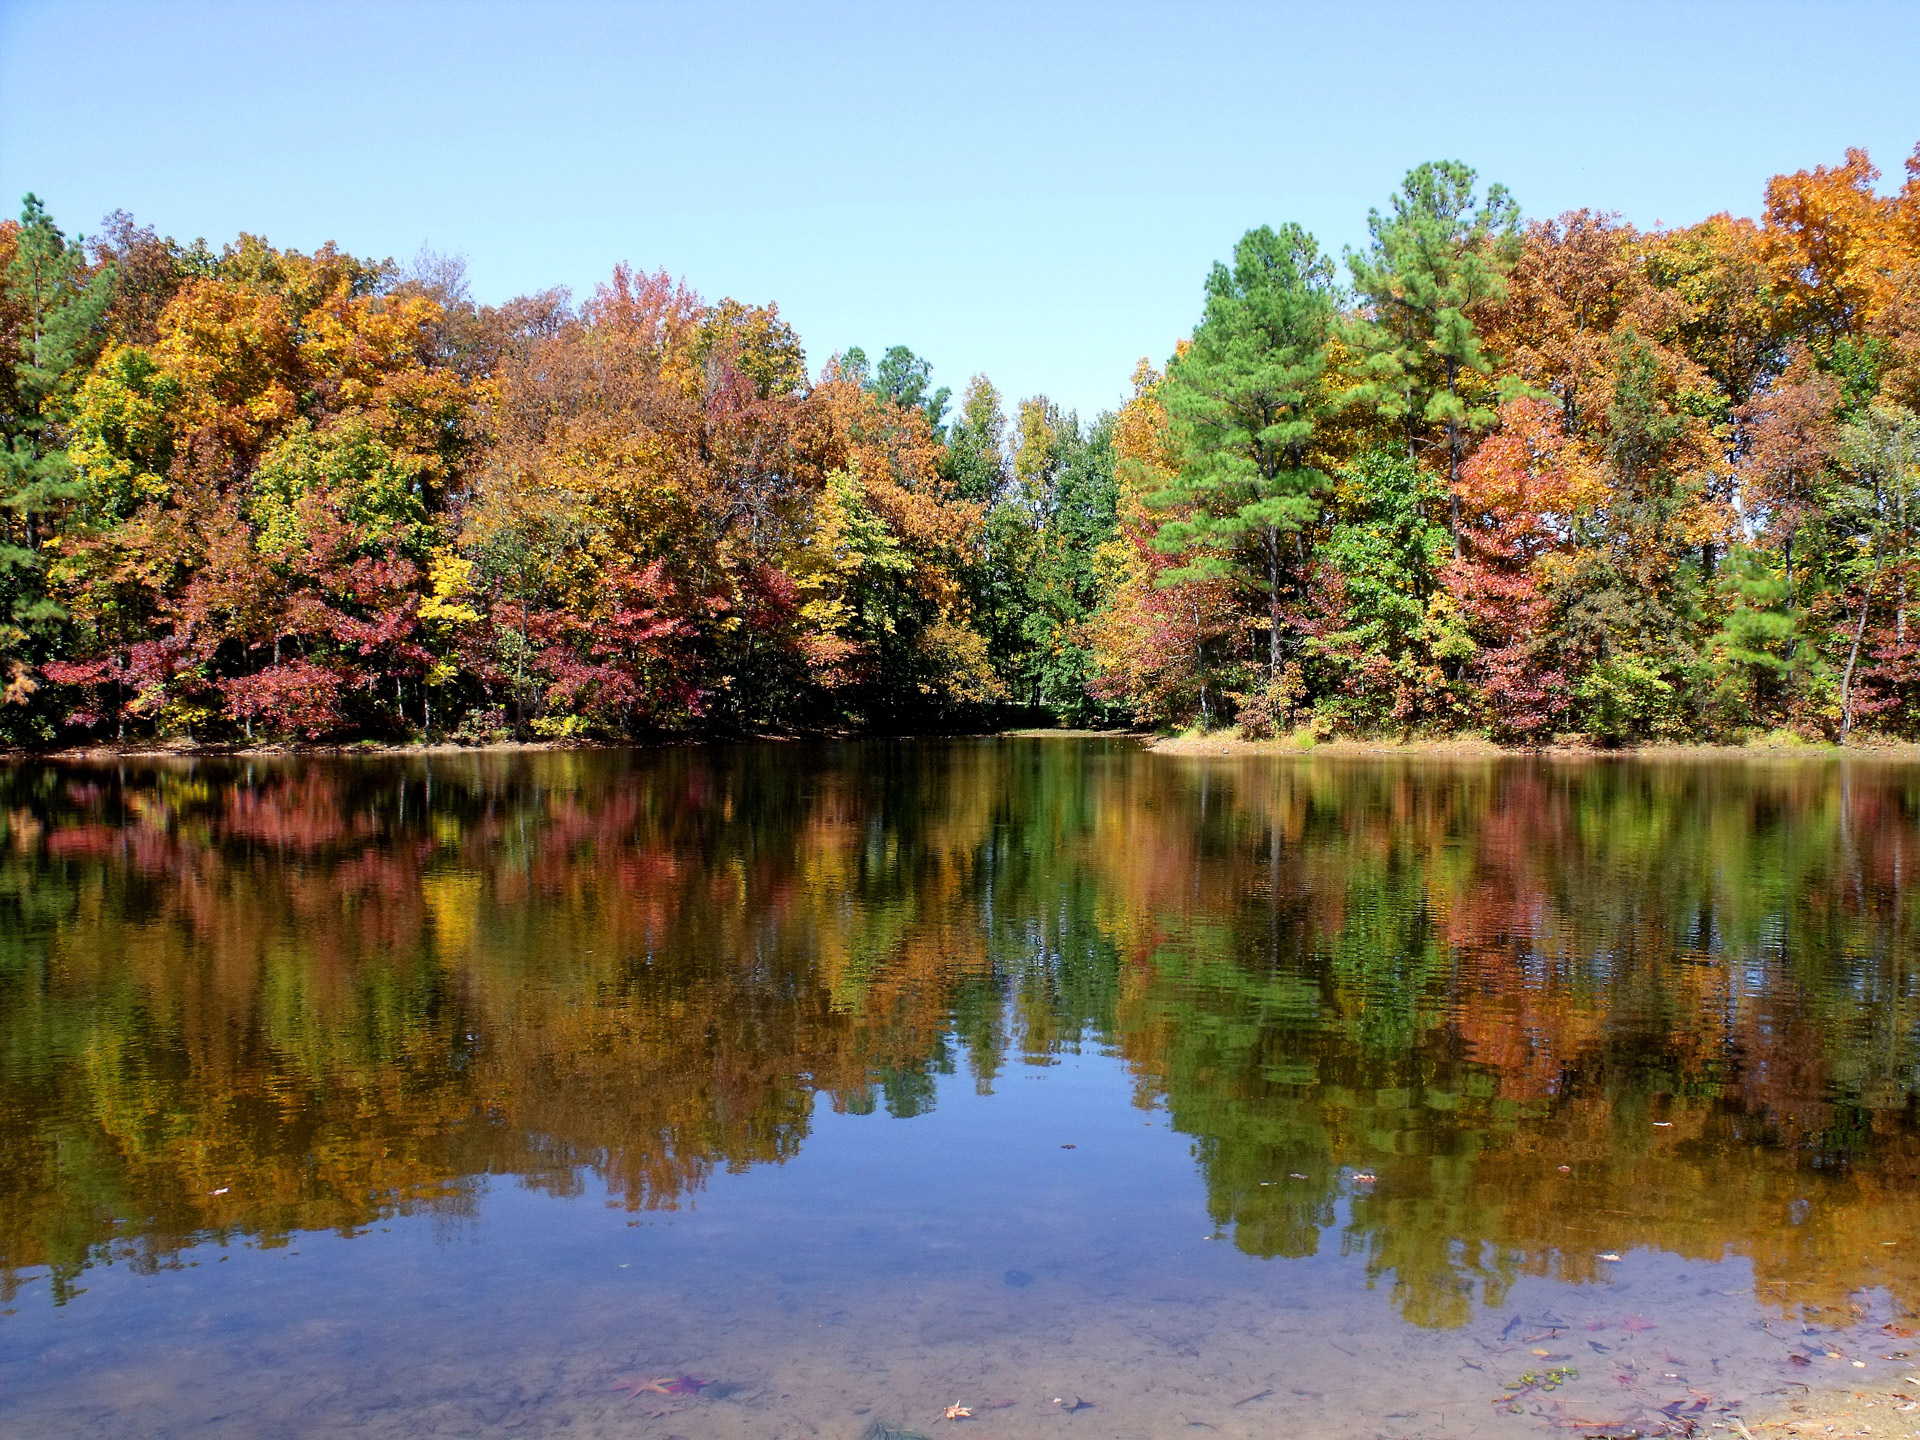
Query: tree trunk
516 591 530 739
1899 485 1909 644
1267 529 1282 679
1193 601 1211 729
1840 578 1875 745
1448 418 1462 558
1444 357 1463 557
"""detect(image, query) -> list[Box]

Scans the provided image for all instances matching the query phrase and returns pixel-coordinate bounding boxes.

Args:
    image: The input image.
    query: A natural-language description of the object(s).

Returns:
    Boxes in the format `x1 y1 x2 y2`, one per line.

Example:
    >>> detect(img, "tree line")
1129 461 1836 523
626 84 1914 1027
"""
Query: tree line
2 141 1917 746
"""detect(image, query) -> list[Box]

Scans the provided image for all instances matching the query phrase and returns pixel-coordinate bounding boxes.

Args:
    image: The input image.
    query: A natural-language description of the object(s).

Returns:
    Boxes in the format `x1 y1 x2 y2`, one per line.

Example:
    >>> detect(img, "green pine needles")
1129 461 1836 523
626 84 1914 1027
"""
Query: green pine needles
1151 223 1338 678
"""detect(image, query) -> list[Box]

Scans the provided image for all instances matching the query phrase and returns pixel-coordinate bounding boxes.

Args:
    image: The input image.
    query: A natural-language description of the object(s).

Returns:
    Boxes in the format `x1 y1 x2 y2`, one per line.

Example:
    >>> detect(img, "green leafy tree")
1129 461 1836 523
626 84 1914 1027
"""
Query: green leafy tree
945 376 1028 693
1152 224 1338 681
1557 337 1716 741
1015 404 1118 718
944 374 1009 505
1833 402 1920 739
944 382 1120 719
1347 162 1520 550
1309 449 1467 728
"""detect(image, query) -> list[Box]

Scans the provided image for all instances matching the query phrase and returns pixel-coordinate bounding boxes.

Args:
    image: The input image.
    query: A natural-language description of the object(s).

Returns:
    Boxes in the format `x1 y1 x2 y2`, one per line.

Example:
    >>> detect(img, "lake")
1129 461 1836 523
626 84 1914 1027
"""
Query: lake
2 739 1918 1438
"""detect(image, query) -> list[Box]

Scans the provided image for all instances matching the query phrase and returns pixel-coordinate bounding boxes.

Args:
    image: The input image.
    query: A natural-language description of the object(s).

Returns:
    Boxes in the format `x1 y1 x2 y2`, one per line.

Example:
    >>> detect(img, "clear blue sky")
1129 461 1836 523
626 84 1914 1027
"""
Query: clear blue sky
2 0 1917 421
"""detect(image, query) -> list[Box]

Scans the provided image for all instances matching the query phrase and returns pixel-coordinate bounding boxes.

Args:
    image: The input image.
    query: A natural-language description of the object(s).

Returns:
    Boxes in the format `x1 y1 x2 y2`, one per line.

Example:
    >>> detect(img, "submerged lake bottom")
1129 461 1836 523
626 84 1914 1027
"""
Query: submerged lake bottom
2 739 1918 1438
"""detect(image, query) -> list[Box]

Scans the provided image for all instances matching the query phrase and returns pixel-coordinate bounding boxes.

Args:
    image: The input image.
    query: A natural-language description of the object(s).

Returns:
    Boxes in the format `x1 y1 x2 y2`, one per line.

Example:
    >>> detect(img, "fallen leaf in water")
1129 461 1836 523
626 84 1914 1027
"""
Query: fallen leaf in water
1621 1315 1656 1332
614 1374 709 1399
1532 1348 1551 1357
1789 1354 1812 1367
943 1404 972 1421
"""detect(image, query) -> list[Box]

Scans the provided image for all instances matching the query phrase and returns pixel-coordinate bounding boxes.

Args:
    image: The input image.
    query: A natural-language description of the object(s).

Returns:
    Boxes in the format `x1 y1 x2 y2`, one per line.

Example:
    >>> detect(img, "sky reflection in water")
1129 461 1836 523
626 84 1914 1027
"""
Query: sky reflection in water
2 739 1919 1438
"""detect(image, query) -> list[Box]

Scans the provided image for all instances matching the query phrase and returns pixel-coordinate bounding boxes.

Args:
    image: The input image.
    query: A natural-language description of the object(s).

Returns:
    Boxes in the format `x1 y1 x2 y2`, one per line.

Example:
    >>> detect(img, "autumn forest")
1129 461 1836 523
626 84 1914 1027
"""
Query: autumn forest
3 143 1919 747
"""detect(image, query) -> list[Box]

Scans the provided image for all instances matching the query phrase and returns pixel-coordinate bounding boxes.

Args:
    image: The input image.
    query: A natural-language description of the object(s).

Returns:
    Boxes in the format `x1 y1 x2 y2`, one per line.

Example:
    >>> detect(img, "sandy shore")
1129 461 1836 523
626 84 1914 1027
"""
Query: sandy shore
1751 1385 1920 1436
1143 731 1920 762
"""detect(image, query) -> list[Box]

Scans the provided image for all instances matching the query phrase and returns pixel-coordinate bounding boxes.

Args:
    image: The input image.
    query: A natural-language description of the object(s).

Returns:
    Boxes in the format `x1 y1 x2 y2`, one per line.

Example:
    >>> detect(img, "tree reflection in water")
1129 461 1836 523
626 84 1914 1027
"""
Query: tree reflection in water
2 741 1916 1332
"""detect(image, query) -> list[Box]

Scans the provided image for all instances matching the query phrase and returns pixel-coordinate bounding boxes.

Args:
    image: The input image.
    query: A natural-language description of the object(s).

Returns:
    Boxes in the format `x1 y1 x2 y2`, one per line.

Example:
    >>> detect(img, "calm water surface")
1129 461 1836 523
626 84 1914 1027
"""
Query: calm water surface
3 739 1919 1439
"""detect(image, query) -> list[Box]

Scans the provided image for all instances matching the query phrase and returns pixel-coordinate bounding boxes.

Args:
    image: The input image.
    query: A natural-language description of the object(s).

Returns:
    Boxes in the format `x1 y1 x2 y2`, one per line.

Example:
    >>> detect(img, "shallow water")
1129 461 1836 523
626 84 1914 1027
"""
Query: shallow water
3 739 1919 1438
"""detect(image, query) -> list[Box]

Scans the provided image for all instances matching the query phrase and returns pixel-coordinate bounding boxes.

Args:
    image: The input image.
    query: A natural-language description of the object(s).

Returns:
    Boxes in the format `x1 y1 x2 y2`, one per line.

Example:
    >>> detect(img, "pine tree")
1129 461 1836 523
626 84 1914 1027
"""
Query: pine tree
0 195 116 718
844 344 952 436
1347 162 1520 552
1152 223 1337 679
1707 546 1796 724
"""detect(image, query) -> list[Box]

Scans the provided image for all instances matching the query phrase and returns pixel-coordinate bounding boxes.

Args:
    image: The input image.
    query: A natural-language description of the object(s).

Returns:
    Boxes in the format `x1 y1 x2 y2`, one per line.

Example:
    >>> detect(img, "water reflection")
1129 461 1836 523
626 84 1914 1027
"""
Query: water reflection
2 742 1917 1349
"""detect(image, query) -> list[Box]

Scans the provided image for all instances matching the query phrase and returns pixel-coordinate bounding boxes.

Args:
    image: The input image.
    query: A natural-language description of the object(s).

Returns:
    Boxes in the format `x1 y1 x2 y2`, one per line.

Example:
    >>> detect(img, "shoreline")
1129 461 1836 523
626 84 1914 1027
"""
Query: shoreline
1142 731 1920 761
1749 1385 1920 1436
6 728 1920 764
6 729 1128 763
